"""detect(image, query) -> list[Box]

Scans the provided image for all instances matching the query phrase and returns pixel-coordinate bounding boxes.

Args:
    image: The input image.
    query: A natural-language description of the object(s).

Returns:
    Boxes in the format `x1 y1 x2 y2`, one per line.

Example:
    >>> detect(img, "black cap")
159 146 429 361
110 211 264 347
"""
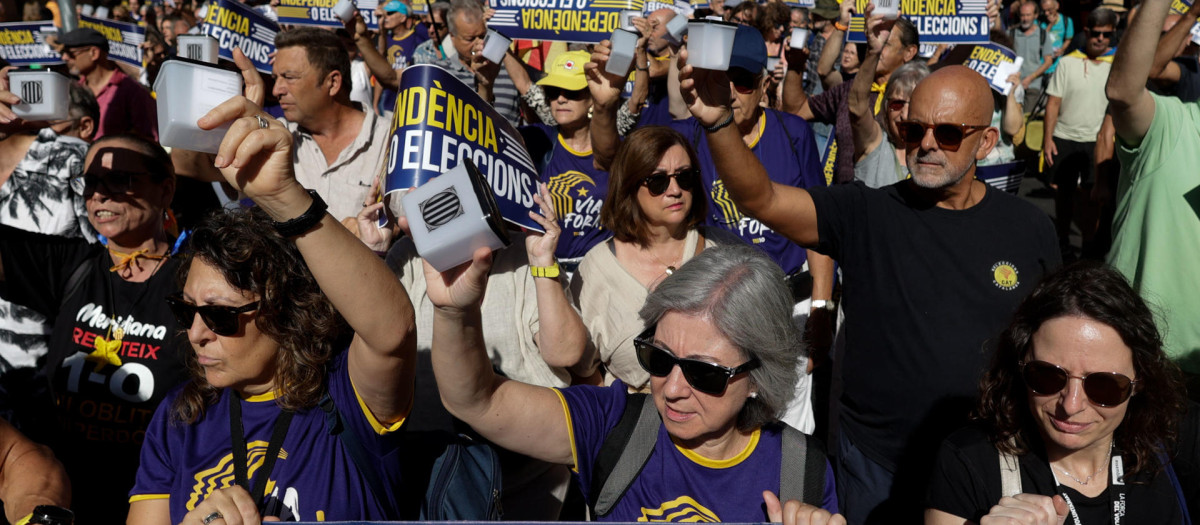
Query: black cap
59 28 109 53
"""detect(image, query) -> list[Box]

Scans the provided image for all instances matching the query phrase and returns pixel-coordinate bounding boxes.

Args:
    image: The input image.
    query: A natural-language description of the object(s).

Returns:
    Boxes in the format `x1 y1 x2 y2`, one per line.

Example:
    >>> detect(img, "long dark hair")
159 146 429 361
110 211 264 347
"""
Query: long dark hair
171 208 348 424
976 261 1185 478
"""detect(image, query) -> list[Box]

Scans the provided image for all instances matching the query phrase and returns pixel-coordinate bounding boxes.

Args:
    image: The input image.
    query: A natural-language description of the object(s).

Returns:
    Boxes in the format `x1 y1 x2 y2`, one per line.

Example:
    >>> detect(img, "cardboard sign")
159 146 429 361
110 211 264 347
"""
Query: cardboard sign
199 0 279 73
383 64 543 231
847 0 989 45
412 0 429 14
275 0 383 30
487 0 642 43
78 15 145 69
0 21 63 66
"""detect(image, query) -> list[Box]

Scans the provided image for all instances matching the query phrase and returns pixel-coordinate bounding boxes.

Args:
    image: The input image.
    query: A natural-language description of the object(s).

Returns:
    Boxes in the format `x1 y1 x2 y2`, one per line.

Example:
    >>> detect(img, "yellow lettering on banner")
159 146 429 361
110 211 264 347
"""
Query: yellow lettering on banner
445 89 463 137
0 29 35 45
1171 0 1190 13
464 105 477 142
78 20 124 42
857 0 957 15
519 8 617 34
969 46 1005 64
394 81 500 153
204 5 251 35
405 86 427 125
428 80 446 130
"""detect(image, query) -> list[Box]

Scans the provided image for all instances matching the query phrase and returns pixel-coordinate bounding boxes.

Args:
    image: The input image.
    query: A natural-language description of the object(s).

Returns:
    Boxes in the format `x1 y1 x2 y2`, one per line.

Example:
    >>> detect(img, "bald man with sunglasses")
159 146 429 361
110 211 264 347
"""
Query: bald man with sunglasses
680 61 1060 522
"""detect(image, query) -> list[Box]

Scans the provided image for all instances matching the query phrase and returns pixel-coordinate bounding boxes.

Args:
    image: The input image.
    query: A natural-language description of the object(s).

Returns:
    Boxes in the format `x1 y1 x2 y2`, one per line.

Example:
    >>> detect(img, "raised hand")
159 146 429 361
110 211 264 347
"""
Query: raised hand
677 47 733 128
585 39 628 108
200 97 304 220
763 491 846 525
232 48 266 107
525 182 562 268
979 494 1070 525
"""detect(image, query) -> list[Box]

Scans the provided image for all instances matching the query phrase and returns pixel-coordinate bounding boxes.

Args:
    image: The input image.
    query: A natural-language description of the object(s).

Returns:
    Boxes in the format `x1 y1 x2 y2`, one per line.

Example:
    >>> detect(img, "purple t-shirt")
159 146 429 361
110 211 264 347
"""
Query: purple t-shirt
672 109 823 274
379 28 431 112
557 381 839 522
527 124 612 260
131 350 406 522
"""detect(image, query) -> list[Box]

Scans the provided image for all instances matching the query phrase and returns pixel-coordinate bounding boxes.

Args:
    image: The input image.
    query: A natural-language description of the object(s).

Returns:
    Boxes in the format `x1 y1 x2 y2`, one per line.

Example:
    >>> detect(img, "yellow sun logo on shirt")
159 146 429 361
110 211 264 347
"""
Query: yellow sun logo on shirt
638 496 720 522
992 261 1020 291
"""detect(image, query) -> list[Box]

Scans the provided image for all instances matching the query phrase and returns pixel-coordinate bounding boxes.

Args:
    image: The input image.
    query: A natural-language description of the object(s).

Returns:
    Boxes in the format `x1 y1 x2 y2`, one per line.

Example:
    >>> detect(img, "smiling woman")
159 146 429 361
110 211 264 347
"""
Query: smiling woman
925 262 1199 525
0 134 189 520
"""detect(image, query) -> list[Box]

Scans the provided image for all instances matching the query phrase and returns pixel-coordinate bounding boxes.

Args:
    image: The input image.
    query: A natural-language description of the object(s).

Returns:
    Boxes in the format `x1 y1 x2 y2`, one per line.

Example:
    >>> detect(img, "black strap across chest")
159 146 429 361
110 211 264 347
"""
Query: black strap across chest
228 393 294 511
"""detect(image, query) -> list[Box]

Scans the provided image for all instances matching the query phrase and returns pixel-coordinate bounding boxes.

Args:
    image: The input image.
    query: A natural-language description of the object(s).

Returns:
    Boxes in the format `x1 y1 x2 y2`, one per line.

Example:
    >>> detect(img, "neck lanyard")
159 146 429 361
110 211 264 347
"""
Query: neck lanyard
1051 449 1128 525
229 392 294 510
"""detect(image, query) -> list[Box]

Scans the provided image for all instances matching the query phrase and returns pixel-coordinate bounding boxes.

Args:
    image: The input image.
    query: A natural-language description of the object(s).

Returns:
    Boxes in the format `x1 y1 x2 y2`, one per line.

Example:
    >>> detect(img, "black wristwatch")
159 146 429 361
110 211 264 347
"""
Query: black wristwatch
271 190 328 237
28 505 74 525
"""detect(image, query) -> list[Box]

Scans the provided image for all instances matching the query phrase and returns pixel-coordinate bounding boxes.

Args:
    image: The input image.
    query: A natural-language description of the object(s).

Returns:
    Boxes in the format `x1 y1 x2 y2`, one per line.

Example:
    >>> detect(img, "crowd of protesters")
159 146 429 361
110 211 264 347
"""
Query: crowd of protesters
0 0 1197 523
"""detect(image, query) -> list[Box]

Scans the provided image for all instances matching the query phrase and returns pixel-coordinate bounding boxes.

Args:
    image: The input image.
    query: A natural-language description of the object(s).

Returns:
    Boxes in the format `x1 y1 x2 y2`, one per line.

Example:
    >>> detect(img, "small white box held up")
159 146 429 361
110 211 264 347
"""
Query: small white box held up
94 6 110 18
333 0 358 22
619 9 640 31
402 159 512 272
873 0 899 20
10 70 68 121
154 60 243 154
606 28 638 76
481 30 512 64
664 13 688 45
686 20 738 70
790 28 809 50
176 35 219 64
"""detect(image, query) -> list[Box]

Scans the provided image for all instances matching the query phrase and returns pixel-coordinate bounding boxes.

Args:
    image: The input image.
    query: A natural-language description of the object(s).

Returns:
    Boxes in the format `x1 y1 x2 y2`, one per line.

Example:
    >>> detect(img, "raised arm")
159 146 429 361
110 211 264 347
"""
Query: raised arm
586 40 629 171
782 44 813 118
1107 0 1167 145
201 97 417 426
525 183 591 370
350 15 399 90
424 246 574 465
1149 1 1200 84
678 49 820 247
1001 73 1024 137
850 7 887 162
0 419 70 523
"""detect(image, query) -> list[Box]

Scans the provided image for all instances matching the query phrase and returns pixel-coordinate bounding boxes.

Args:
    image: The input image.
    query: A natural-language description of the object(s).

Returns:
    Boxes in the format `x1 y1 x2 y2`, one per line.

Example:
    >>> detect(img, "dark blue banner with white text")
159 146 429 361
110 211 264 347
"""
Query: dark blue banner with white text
847 0 989 45
0 21 63 66
487 0 644 43
79 15 144 69
200 0 279 73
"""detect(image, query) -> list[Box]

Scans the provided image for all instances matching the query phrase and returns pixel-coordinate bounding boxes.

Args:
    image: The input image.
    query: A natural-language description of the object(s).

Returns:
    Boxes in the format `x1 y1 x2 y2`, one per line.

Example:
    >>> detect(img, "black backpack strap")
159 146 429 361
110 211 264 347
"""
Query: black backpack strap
319 391 399 518
590 393 660 517
779 425 827 506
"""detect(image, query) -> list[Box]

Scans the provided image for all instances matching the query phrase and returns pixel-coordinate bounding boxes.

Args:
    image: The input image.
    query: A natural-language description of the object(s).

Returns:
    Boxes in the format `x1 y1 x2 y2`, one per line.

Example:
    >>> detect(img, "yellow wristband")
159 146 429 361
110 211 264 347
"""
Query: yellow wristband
530 262 561 279
15 513 32 525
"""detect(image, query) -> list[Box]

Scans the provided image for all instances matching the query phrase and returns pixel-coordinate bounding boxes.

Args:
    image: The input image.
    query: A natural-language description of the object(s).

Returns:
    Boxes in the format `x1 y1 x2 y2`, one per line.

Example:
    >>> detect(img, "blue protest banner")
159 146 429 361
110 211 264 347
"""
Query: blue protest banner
200 0 279 73
275 0 382 30
487 0 642 43
785 0 815 7
384 64 543 231
0 21 63 66
78 15 145 68
846 0 989 45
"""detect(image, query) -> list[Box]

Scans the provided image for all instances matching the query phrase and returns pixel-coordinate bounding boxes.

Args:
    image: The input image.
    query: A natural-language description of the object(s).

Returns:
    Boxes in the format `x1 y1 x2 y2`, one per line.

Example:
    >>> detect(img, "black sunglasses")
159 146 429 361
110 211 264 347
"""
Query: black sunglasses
634 325 759 395
74 171 145 195
426 20 447 30
1086 29 1113 39
728 68 761 94
1020 360 1137 407
543 86 589 101
641 168 698 196
166 293 260 336
898 121 990 152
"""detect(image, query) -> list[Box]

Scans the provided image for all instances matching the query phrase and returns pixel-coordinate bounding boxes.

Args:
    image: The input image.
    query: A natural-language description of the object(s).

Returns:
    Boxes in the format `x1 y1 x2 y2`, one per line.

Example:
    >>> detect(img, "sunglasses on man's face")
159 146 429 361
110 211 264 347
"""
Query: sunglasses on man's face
898 121 990 152
166 293 260 337
634 325 760 395
427 20 447 31
1020 360 1137 407
543 86 588 101
641 167 698 196
728 69 762 95
1086 29 1113 39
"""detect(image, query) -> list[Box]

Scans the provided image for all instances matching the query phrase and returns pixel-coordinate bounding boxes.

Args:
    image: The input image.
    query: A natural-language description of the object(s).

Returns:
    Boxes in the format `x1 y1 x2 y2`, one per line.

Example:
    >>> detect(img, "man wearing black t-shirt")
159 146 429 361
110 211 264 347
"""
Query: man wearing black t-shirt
680 61 1061 522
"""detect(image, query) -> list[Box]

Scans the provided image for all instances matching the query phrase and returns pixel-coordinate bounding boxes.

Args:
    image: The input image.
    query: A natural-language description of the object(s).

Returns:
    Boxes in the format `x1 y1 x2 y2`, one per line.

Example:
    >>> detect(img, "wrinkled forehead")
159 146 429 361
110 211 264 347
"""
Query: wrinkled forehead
85 145 167 177
908 75 984 124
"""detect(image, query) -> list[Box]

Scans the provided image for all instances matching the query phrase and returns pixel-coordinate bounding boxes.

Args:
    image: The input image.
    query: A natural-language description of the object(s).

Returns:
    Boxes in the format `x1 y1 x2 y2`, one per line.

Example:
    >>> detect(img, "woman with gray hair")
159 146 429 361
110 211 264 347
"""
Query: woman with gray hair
421 242 843 523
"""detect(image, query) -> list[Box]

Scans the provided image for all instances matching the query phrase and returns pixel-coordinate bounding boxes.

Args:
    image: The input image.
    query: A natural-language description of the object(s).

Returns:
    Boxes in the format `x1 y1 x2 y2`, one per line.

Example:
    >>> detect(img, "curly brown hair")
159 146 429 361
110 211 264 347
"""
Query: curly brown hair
599 126 707 247
976 261 1186 478
171 207 349 424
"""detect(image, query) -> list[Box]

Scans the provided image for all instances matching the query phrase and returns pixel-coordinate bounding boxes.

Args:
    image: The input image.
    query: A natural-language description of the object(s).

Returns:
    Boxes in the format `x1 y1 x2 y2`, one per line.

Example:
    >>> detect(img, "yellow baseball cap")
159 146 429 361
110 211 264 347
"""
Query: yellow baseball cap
536 50 590 91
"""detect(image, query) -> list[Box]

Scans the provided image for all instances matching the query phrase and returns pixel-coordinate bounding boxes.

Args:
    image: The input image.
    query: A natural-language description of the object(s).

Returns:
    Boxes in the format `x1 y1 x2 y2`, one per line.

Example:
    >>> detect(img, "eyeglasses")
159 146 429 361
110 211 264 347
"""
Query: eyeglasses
887 99 909 112
1020 360 1137 407
1086 29 1113 39
898 121 990 152
166 293 260 336
61 46 95 59
634 325 760 395
74 171 147 195
641 168 698 196
427 21 447 31
544 86 588 101
728 69 761 94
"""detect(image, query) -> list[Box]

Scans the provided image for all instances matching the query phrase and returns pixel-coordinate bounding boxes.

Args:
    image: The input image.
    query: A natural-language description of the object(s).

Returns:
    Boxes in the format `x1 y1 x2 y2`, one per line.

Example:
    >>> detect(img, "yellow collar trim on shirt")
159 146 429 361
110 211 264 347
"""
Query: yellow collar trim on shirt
674 427 761 469
243 390 279 402
393 28 415 41
746 112 767 149
1065 49 1115 63
558 133 593 156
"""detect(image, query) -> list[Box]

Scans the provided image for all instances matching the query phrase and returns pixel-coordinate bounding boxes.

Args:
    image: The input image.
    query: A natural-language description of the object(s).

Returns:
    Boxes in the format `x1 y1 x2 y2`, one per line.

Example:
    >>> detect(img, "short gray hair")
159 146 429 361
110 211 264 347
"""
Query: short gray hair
429 1 450 21
446 0 483 36
639 244 803 431
882 60 930 106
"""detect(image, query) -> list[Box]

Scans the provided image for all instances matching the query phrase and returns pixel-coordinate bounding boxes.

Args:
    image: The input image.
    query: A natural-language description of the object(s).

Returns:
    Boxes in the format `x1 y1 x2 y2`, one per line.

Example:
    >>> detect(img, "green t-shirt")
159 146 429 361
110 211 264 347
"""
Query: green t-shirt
1111 94 1200 374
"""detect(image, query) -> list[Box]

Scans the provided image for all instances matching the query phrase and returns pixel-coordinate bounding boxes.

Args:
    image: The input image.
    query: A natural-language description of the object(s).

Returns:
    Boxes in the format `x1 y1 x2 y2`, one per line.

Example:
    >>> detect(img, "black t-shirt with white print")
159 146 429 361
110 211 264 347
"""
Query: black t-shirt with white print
0 224 188 520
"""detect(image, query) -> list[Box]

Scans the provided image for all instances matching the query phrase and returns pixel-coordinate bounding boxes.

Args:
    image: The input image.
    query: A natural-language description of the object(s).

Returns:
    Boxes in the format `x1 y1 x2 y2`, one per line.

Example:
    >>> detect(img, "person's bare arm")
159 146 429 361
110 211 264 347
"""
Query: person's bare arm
850 8 887 162
0 419 69 522
503 49 534 94
624 17 652 117
585 39 628 171
1106 0 1165 145
1021 53 1054 88
427 247 575 465
1150 1 1200 83
1042 94 1061 167
1001 73 1024 137
819 0 855 89
1092 113 1116 204
526 184 589 369
678 49 820 247
782 47 813 118
127 499 169 525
